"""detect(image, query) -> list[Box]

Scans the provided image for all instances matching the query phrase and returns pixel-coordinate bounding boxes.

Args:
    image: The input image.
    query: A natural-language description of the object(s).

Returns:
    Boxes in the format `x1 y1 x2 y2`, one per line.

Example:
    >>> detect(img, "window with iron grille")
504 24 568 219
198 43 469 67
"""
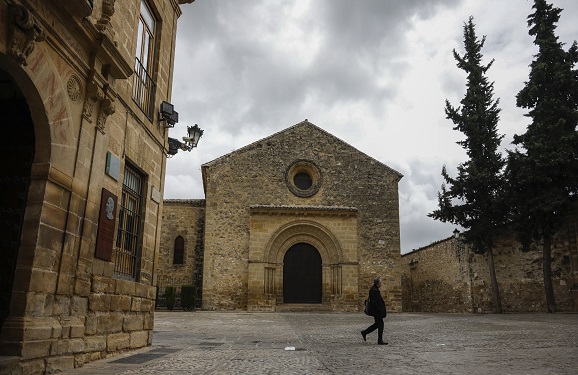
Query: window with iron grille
114 164 144 279
133 0 156 118
173 236 184 264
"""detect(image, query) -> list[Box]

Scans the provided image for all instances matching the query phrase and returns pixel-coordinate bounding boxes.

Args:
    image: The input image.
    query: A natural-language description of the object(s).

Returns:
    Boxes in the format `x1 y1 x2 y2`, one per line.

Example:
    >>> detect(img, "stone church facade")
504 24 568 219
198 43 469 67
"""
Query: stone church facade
0 0 193 373
159 121 404 313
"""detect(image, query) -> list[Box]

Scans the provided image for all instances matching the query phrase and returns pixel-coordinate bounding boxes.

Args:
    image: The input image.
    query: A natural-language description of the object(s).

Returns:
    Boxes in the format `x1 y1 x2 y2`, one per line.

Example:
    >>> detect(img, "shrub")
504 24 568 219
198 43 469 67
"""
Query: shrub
181 285 197 311
165 286 176 311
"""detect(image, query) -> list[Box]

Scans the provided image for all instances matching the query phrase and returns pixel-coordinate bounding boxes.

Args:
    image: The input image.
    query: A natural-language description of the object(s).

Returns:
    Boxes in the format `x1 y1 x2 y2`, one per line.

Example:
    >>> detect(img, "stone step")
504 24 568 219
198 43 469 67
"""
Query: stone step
0 356 19 375
275 303 332 312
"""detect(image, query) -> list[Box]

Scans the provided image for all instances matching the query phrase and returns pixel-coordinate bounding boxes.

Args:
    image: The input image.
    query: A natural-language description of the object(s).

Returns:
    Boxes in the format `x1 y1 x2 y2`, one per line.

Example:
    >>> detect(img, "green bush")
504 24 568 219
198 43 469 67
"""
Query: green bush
181 285 197 311
165 286 176 311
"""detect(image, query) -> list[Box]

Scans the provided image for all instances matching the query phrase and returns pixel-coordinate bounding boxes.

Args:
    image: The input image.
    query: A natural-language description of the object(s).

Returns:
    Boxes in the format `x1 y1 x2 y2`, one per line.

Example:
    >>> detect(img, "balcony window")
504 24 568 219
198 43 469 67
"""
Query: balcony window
133 0 156 118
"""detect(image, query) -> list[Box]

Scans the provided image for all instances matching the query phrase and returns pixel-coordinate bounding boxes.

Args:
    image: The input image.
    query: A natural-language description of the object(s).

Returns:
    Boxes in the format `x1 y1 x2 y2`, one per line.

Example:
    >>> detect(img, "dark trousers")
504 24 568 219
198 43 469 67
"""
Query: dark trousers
363 316 384 342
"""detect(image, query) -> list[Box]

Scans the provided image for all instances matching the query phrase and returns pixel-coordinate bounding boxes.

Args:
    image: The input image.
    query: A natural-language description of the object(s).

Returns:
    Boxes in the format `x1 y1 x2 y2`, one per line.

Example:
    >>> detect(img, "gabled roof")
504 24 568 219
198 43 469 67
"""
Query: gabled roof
201 119 403 178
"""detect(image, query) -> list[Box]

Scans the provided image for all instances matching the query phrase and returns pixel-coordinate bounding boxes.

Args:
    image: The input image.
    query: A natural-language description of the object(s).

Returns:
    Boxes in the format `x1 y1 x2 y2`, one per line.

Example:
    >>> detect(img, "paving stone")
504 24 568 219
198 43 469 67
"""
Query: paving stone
61 311 578 375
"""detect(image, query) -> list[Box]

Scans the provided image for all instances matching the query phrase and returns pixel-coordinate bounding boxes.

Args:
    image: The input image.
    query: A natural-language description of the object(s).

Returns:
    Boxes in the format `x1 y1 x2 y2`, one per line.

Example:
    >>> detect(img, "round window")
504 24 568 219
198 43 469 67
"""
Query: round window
294 172 313 190
285 160 321 197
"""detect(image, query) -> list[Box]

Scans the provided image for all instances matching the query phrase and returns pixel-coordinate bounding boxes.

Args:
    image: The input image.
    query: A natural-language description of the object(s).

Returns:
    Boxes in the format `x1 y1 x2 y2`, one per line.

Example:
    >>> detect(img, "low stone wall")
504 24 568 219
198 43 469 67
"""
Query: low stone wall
402 217 577 313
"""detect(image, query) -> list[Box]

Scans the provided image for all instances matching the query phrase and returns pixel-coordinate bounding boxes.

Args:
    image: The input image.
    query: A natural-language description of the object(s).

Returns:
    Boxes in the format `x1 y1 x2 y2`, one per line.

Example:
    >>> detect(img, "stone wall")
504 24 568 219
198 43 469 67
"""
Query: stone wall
157 199 205 307
0 0 191 373
201 121 403 312
402 214 577 313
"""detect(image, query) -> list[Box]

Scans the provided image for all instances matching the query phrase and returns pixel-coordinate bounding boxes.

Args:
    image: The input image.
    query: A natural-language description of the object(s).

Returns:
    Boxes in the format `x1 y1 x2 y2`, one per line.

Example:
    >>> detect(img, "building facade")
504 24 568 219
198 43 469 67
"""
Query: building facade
160 121 404 313
0 0 192 373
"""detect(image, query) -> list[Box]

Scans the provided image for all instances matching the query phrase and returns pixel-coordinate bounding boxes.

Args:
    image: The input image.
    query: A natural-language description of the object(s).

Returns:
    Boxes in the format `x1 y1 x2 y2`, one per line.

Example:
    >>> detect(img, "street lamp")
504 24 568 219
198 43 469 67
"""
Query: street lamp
167 124 204 157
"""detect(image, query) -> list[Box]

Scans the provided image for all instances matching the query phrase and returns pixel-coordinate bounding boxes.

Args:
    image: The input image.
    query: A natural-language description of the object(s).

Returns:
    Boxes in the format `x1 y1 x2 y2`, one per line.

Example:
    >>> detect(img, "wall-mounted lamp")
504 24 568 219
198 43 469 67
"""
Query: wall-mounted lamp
167 124 204 157
160 101 179 128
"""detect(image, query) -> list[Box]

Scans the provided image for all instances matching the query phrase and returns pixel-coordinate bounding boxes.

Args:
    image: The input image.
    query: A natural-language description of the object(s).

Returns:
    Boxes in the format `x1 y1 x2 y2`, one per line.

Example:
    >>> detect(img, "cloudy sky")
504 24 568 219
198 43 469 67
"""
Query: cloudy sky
164 0 578 254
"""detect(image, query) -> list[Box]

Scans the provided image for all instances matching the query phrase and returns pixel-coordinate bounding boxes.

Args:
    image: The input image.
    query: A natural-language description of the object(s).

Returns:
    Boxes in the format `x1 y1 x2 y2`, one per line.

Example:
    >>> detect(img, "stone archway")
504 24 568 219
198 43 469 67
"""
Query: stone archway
0 68 35 333
248 209 359 312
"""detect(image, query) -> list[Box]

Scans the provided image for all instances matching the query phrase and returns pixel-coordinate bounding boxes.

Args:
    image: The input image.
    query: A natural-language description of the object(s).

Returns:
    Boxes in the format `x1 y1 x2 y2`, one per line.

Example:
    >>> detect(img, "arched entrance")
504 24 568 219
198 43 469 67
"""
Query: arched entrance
0 69 35 332
283 243 322 303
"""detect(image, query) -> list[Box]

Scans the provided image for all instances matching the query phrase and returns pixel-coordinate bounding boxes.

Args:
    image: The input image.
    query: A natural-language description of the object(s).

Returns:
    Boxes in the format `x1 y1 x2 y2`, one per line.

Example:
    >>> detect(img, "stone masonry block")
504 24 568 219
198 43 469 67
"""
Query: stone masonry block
116 279 136 295
107 332 130 352
129 330 149 348
110 295 132 311
92 275 115 293
84 314 97 335
131 297 142 312
97 313 123 334
50 338 85 355
123 314 144 331
28 268 58 294
75 278 91 297
19 359 45 375
143 313 154 330
141 298 153 312
135 283 149 298
89 294 111 312
71 296 88 317
84 336 107 352
21 340 51 359
52 295 72 316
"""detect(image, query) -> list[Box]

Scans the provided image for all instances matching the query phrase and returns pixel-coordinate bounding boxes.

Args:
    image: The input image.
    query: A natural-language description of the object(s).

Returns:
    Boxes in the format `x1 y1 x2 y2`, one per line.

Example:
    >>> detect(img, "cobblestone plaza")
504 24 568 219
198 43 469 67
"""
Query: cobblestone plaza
62 311 578 375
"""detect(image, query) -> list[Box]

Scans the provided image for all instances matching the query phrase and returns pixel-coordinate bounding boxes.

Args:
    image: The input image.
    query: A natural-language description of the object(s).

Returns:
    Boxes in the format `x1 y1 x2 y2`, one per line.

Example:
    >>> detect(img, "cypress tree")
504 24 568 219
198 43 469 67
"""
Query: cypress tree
429 17 506 314
506 0 578 313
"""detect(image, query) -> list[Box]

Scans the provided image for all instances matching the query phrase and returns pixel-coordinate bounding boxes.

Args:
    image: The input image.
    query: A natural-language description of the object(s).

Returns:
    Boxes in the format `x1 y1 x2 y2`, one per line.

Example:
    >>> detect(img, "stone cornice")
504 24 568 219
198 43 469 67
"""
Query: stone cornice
250 205 358 218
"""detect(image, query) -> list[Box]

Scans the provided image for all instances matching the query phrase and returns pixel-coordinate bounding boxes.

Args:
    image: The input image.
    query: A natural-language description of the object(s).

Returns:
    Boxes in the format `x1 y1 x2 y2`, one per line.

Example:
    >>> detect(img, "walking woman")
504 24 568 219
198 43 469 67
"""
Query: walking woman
361 277 388 345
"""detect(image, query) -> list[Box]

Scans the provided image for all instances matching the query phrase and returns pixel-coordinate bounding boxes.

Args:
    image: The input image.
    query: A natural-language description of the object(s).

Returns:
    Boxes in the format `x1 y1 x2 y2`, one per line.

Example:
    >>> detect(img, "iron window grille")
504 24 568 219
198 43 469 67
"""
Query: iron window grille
114 164 143 279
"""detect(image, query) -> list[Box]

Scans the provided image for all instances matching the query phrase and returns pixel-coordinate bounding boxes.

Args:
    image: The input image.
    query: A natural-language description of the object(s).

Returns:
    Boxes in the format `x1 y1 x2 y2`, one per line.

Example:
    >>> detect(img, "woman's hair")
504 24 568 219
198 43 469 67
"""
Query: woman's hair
373 277 381 286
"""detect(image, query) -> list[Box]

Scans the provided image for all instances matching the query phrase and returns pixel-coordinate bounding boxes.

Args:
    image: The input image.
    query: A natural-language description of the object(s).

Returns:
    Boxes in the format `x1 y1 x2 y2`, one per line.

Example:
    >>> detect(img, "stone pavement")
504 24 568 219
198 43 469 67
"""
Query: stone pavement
64 311 578 375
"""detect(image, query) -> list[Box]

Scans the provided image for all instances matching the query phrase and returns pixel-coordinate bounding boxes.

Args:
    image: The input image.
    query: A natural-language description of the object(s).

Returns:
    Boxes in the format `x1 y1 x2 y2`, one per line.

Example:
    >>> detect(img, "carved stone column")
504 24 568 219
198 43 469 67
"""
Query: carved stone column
7 2 46 66
95 0 116 40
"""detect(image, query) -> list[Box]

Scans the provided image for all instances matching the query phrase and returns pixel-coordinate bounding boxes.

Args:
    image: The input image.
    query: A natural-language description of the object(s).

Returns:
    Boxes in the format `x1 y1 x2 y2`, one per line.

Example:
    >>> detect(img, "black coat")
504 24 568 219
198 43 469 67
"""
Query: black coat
368 285 386 318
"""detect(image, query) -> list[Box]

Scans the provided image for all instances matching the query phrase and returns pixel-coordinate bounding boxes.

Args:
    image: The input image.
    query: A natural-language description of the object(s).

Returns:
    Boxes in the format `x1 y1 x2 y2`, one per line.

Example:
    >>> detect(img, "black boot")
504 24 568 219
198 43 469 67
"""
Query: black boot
361 331 367 341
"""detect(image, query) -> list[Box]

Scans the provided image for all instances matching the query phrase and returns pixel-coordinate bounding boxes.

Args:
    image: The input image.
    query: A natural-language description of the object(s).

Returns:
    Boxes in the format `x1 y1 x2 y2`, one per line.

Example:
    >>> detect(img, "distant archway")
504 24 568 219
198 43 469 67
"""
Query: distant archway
283 243 322 303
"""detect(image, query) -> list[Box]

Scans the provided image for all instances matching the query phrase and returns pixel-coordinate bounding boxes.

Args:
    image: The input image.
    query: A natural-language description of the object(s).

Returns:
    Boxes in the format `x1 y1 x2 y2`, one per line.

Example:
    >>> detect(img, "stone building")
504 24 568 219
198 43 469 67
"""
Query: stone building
156 199 205 307
401 214 578 313
0 0 193 373
160 120 404 313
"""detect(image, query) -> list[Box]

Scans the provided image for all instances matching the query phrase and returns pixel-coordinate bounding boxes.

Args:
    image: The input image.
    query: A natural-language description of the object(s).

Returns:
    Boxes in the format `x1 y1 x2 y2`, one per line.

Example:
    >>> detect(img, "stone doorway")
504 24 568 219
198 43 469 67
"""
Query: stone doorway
0 69 35 332
283 243 322 303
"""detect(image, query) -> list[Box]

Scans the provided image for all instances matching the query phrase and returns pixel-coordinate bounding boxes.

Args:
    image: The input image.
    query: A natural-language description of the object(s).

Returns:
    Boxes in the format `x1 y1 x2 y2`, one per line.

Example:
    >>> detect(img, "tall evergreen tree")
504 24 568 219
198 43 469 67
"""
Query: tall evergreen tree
429 17 506 314
506 0 578 313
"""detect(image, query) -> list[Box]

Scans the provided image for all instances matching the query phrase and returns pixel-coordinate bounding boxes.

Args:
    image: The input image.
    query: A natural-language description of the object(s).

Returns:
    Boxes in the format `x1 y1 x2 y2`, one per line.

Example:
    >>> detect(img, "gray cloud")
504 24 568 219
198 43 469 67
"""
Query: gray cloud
167 0 578 255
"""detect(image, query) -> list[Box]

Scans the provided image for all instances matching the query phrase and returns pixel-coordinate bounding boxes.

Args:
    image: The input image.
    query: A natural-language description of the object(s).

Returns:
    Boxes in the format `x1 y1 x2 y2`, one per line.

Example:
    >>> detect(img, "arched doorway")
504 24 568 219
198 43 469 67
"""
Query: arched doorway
0 68 35 332
283 243 322 303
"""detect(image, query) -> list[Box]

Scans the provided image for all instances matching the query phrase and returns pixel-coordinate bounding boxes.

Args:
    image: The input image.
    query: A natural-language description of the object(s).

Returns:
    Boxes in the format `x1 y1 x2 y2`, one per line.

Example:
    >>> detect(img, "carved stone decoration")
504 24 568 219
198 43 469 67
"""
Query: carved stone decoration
95 0 116 40
7 2 46 66
96 97 115 134
67 75 83 103
82 80 104 122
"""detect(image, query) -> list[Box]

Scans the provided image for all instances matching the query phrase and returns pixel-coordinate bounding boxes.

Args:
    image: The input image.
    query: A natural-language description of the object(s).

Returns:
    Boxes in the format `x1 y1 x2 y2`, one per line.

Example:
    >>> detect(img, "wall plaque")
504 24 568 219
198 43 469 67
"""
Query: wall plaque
95 188 118 261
